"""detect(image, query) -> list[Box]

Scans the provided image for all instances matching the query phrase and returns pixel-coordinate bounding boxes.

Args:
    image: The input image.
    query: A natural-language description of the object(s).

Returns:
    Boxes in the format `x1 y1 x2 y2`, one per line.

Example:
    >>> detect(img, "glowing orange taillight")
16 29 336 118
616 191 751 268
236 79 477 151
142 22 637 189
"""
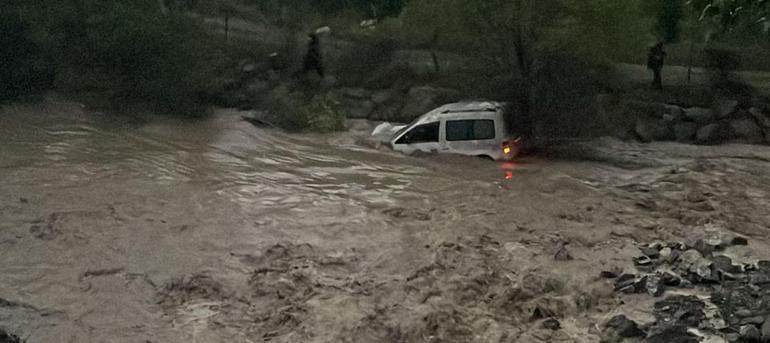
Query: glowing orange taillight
502 136 522 155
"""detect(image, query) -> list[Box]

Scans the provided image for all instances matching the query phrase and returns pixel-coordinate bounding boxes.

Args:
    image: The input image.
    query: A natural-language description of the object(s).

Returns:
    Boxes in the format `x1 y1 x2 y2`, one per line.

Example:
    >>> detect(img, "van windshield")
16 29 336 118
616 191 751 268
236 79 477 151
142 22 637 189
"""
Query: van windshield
392 116 425 140
396 122 439 144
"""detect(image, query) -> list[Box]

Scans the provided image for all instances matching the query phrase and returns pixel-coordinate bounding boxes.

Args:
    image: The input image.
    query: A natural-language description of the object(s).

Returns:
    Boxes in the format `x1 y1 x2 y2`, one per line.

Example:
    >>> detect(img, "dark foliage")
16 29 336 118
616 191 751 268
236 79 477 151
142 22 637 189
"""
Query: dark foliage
655 0 684 43
0 16 55 102
55 4 219 115
305 0 404 18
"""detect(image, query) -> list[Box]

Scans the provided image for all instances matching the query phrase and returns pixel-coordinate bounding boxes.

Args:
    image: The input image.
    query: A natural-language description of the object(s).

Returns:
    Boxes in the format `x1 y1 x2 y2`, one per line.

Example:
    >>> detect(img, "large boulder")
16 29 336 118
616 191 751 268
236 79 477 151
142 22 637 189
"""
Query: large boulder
749 107 770 128
372 89 397 105
715 98 740 118
663 105 685 122
370 102 404 121
636 118 674 142
334 88 376 119
245 79 270 96
684 107 715 124
673 122 698 143
399 86 460 122
730 118 764 143
696 123 735 145
369 88 406 121
342 99 375 119
391 49 467 76
336 87 372 99
627 101 681 120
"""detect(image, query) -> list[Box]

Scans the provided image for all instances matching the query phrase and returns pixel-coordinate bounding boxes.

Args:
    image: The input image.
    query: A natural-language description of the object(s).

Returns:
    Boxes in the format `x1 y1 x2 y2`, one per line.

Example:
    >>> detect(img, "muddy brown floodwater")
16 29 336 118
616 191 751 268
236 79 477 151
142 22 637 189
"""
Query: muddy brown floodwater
2 99 770 343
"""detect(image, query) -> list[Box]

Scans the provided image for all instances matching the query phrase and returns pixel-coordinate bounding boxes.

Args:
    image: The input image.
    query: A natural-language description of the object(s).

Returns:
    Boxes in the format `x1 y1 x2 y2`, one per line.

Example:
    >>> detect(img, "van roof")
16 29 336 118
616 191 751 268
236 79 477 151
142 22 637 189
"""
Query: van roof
438 101 505 113
413 101 505 124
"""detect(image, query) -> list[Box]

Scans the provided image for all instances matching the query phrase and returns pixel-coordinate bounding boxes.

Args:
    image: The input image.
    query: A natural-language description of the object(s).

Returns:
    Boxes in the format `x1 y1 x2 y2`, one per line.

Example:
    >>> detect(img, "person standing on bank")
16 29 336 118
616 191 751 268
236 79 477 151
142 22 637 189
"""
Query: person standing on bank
301 33 324 78
648 42 666 90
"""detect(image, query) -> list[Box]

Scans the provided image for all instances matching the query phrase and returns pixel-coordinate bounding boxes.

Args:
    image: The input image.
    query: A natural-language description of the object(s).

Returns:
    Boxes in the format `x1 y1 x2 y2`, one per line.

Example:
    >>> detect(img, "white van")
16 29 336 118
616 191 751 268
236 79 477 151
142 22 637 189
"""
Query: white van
374 101 522 161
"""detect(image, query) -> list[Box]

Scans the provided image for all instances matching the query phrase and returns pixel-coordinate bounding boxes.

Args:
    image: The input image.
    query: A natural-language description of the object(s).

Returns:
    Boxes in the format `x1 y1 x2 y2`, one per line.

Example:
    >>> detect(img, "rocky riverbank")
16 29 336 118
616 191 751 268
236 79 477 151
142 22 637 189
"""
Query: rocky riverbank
629 98 770 146
602 233 770 343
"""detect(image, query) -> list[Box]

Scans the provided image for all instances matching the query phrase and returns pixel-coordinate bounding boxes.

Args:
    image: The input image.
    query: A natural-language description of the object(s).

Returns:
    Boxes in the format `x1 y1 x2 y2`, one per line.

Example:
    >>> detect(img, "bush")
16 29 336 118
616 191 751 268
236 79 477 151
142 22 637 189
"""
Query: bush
265 84 347 132
0 15 55 102
264 84 307 130
704 48 754 98
705 48 741 78
302 92 347 132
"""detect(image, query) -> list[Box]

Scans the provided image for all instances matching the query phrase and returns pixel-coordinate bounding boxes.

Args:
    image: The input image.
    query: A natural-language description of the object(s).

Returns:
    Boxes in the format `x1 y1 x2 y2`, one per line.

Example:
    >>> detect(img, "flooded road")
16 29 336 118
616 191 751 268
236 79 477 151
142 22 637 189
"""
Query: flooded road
2 99 770 342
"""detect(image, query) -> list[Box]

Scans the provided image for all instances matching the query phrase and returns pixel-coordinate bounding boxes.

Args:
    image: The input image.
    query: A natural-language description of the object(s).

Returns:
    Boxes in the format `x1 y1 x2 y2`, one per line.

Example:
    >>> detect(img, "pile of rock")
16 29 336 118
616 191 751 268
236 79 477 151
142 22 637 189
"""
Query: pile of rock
601 234 770 342
632 99 770 145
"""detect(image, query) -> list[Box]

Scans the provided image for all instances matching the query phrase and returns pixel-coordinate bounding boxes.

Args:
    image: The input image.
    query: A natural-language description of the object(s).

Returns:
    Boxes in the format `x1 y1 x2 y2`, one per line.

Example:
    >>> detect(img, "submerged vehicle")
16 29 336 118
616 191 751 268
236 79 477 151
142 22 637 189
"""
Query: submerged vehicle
372 101 522 161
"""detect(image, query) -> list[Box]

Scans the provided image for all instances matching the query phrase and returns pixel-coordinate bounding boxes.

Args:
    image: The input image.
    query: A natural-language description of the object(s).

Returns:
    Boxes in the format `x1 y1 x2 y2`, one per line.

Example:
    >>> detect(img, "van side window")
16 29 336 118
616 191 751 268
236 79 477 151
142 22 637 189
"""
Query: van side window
396 122 439 144
446 120 495 141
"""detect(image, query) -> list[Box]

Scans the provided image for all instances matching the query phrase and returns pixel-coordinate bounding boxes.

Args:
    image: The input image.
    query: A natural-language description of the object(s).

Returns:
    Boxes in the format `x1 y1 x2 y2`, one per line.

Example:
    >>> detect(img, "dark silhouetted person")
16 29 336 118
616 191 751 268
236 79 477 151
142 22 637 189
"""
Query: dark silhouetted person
301 33 324 78
648 42 666 90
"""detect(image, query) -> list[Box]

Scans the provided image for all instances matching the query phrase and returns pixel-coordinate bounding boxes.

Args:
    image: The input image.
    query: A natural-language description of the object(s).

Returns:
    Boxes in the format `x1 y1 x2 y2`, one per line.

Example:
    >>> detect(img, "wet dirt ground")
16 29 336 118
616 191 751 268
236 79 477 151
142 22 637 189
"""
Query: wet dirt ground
1 99 770 342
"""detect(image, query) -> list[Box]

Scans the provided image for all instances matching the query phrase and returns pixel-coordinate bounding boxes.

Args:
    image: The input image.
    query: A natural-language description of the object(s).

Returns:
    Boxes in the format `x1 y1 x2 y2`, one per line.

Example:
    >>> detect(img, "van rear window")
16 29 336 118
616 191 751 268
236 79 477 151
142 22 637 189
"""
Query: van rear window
446 120 495 141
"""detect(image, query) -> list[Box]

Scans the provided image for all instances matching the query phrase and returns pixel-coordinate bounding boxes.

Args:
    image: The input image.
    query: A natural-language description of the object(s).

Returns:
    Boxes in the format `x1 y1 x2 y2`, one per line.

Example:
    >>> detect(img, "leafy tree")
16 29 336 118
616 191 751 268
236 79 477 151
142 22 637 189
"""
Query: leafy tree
403 0 651 136
692 0 769 36
638 0 767 84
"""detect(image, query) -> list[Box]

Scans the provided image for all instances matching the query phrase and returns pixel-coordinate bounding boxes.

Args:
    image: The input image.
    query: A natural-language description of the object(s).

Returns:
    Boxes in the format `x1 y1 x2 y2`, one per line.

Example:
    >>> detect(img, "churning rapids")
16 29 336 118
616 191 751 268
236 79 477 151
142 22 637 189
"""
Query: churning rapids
2 99 770 343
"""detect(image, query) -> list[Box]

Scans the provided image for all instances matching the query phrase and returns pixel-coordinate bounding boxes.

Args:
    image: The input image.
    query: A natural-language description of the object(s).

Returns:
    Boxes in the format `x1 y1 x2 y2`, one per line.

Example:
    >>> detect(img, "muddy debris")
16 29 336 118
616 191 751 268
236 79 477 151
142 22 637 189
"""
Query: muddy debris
0 299 17 308
554 244 573 261
653 295 706 327
382 207 431 221
614 274 650 294
609 234 770 342
553 239 574 261
29 222 58 240
0 329 22 343
644 325 699 343
604 315 645 338
600 267 623 279
541 318 561 330
157 273 227 307
739 324 761 341
159 243 368 342
156 238 587 342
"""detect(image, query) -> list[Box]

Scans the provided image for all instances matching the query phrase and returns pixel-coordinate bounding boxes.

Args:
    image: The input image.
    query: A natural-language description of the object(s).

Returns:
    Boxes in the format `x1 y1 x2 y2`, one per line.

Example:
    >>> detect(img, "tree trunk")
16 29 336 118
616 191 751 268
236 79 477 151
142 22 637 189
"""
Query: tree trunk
430 31 440 74
687 41 694 82
225 12 229 42
70 0 88 38
158 0 169 15
513 29 529 79
512 25 534 138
